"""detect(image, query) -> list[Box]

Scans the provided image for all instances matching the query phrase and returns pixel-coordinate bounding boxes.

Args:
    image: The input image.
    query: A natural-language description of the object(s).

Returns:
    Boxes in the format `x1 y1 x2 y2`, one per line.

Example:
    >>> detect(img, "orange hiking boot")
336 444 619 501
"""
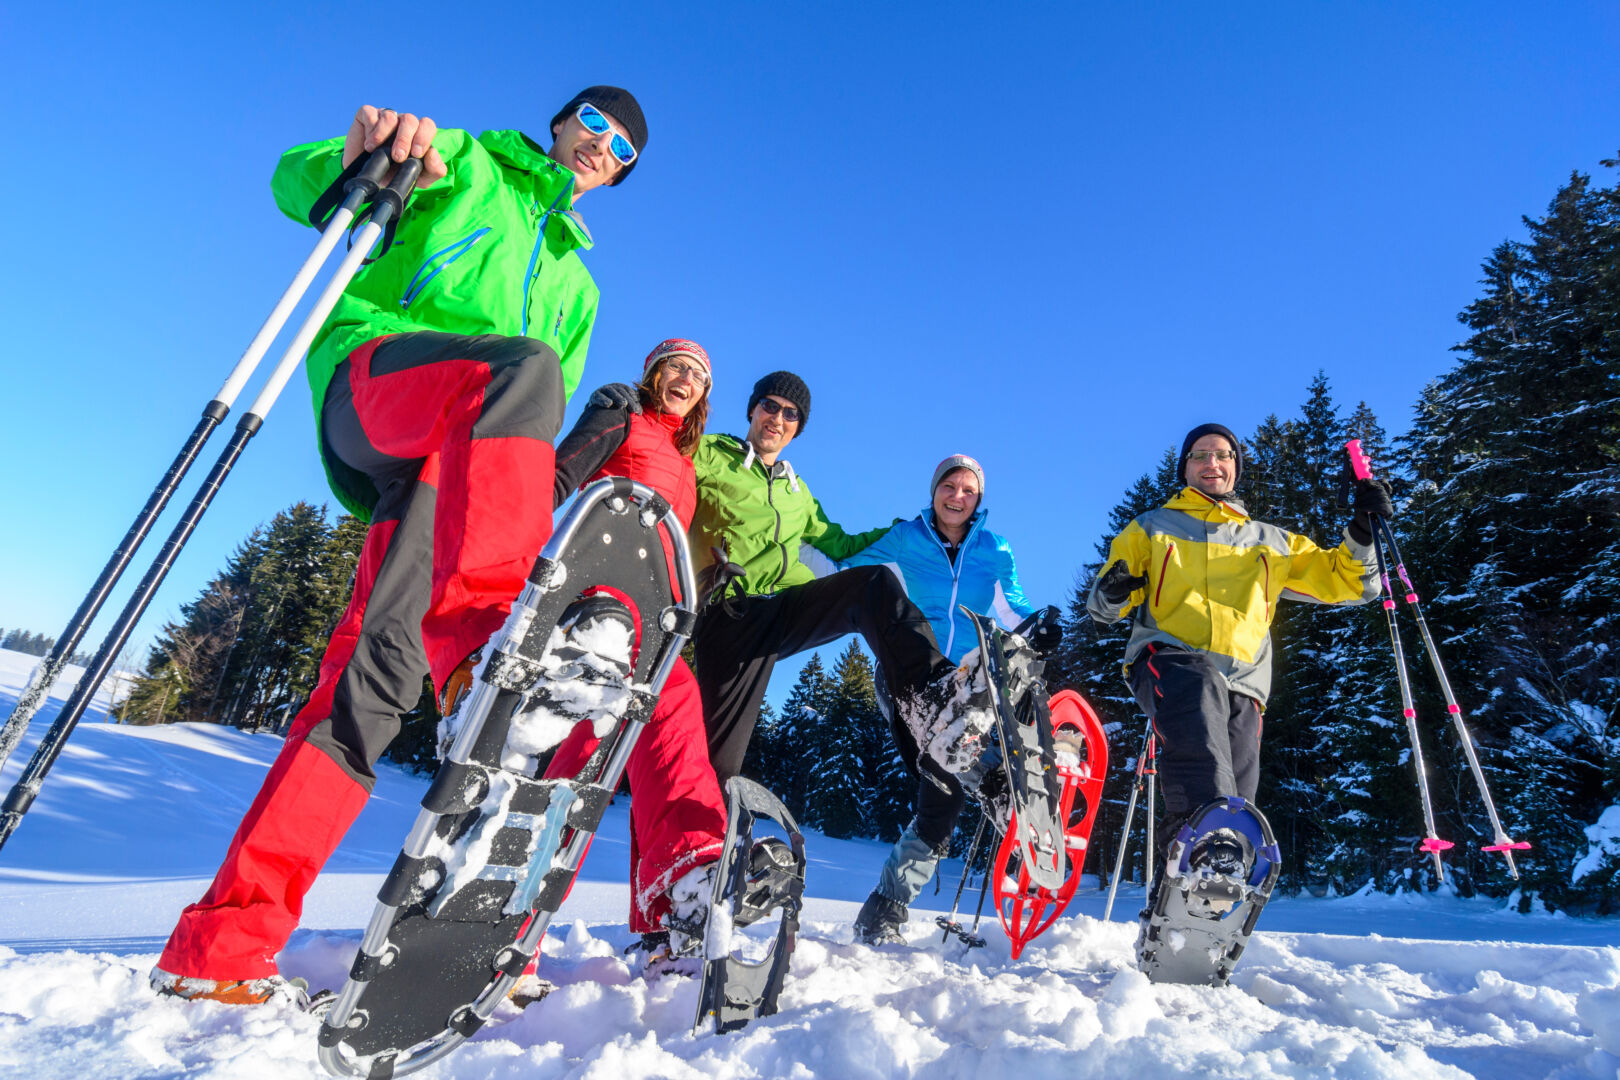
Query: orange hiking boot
150 965 313 1007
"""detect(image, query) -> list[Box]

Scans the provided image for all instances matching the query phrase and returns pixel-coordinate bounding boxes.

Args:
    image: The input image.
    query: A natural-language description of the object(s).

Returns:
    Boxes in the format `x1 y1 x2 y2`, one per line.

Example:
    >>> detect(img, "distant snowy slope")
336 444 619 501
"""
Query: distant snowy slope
1 648 1617 1079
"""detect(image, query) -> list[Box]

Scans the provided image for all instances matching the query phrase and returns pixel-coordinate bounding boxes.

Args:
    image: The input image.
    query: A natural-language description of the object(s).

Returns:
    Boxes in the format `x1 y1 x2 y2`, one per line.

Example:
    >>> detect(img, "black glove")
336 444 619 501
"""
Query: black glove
1349 477 1394 545
1095 560 1148 605
703 546 747 616
588 382 642 414
1029 605 1063 655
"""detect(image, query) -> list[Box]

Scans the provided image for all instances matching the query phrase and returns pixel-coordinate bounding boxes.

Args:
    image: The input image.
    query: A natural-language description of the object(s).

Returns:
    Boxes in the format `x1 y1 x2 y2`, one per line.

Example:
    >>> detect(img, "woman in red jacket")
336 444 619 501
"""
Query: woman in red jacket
539 339 727 951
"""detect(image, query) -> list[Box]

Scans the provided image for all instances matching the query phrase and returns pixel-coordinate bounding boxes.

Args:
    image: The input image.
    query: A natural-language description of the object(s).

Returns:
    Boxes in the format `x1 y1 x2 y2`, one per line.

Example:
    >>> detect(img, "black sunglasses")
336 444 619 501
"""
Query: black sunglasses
757 398 800 423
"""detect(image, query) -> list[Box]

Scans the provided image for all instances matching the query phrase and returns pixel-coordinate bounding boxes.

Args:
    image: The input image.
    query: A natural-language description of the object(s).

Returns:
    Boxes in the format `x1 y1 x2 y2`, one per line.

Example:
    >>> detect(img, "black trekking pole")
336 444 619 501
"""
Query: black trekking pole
0 149 396 776
1103 712 1155 921
937 812 992 946
0 157 423 853
1347 440 1530 879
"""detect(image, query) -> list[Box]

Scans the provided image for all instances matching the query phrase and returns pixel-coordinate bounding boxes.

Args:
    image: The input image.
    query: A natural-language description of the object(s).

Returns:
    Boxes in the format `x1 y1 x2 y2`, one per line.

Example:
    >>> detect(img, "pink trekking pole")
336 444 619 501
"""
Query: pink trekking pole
1346 439 1530 880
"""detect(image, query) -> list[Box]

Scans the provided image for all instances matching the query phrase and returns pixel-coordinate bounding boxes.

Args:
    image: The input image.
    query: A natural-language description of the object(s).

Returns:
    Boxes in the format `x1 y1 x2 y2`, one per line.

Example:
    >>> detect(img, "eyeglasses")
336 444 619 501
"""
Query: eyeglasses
757 398 800 423
1187 449 1237 463
576 103 637 166
661 358 709 388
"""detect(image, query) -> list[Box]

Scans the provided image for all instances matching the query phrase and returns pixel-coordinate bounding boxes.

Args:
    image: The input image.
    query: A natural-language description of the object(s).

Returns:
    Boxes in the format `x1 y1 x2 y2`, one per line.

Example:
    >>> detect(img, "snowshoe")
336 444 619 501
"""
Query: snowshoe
958 610 1068 895
990 687 1108 959
316 478 700 1079
1135 796 1281 986
692 777 806 1036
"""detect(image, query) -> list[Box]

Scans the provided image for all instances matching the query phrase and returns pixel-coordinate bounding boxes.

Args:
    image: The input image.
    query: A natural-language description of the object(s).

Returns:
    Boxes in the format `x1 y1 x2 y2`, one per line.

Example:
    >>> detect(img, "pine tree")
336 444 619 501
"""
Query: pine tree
754 655 835 822
806 642 883 839
1392 159 1620 905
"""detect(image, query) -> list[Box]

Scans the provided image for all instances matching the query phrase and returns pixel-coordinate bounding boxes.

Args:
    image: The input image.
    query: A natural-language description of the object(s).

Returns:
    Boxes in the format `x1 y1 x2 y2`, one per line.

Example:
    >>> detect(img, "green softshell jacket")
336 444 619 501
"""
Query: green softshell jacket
270 129 599 519
690 434 891 596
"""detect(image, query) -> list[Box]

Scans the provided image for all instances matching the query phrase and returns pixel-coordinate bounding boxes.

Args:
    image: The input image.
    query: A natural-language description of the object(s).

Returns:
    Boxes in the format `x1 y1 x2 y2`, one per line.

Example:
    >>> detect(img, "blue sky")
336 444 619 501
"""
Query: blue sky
3 3 1618 695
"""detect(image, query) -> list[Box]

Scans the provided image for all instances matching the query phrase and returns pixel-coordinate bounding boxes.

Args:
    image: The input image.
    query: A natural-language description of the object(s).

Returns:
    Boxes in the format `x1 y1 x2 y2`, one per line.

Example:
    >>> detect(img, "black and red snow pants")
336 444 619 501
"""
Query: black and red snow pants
1128 642 1263 852
160 332 564 979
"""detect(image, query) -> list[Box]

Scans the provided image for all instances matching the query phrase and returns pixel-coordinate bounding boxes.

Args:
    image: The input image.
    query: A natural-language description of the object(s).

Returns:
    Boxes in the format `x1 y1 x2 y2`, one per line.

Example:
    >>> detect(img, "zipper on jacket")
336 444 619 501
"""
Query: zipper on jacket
520 187 572 336
926 512 982 658
399 227 492 308
1153 542 1175 609
1260 553 1273 620
766 469 788 591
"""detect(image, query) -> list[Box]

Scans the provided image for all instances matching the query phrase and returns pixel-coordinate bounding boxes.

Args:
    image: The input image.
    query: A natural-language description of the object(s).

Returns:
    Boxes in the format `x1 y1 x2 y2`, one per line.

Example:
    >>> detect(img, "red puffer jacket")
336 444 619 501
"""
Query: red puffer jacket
554 402 697 528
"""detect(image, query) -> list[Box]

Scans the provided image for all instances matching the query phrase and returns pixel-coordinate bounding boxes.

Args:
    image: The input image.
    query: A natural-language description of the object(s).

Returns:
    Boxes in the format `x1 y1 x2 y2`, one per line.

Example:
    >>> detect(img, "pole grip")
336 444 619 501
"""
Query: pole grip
1345 438 1375 481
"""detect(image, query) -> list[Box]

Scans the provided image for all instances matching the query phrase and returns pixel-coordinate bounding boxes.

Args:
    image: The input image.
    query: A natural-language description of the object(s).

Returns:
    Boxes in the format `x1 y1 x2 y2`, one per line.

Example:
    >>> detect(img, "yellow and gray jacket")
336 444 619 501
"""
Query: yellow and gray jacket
1086 488 1381 706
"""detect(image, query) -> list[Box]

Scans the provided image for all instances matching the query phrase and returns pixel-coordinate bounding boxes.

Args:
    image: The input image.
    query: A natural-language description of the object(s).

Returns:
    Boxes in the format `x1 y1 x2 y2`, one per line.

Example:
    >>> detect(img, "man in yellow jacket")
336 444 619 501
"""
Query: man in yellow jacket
1087 423 1393 859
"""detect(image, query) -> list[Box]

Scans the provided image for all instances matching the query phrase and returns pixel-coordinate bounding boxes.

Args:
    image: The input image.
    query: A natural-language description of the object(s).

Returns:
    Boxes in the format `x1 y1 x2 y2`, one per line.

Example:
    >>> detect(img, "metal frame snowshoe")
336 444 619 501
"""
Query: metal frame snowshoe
317 478 698 1078
693 777 806 1036
1135 796 1281 986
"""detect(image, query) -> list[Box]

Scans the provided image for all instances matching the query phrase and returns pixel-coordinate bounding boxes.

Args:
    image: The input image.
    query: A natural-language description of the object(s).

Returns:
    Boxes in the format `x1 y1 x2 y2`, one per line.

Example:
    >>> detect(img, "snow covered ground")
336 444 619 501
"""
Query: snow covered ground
0 648 1616 1079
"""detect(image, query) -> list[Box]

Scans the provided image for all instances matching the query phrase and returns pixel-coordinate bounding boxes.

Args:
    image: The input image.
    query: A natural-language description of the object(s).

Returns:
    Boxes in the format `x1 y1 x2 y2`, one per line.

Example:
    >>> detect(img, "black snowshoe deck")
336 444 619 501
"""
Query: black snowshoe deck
1136 796 1281 986
317 479 698 1078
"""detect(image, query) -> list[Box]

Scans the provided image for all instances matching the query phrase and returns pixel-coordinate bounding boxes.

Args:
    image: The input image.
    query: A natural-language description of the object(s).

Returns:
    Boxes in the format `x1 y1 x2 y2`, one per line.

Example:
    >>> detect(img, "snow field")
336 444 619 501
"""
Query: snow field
2 649 1618 1078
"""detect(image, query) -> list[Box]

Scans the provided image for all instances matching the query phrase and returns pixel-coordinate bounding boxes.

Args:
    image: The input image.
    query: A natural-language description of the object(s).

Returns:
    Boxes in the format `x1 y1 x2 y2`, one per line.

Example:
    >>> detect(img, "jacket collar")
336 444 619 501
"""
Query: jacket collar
922 506 987 554
1166 486 1250 520
477 130 594 250
725 434 800 493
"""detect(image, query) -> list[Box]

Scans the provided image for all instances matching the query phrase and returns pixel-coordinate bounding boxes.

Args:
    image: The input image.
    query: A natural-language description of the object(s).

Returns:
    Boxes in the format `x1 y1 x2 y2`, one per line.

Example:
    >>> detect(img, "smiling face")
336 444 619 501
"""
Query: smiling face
1184 433 1239 498
651 356 709 419
932 468 982 534
746 395 800 458
549 107 631 195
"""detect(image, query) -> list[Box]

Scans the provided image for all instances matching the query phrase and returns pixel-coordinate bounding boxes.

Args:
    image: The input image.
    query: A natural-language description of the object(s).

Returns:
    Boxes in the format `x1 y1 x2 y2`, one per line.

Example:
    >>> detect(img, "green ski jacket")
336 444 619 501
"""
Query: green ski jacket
690 434 891 597
270 128 599 518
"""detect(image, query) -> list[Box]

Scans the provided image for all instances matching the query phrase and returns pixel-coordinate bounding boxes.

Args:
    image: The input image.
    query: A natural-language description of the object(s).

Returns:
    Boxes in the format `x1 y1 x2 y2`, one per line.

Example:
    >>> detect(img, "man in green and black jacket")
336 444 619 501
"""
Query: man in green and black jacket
155 88 648 1004
690 372 973 785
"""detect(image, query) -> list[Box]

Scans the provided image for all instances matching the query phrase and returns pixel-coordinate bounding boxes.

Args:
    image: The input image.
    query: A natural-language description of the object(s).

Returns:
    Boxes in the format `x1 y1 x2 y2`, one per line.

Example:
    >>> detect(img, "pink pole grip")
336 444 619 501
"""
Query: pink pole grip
1345 438 1375 481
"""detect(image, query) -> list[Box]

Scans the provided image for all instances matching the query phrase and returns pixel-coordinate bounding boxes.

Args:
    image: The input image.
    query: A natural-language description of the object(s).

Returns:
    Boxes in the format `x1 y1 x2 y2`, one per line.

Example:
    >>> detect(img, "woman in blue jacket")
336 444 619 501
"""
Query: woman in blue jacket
840 454 1058 944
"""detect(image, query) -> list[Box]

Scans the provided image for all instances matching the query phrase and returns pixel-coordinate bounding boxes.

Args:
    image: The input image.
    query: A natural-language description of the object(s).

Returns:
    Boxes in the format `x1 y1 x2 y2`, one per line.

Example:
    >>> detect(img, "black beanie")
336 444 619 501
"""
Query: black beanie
1180 423 1243 484
748 371 811 432
549 86 647 185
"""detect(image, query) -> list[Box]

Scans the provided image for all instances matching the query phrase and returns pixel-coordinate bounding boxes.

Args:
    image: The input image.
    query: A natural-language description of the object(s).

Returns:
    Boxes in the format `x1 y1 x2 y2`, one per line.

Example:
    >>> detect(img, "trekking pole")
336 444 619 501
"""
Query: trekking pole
1347 440 1529 879
0 149 395 776
1338 441 1452 881
0 157 424 854
1369 523 1450 881
1103 712 1154 921
1143 731 1156 910
937 812 991 944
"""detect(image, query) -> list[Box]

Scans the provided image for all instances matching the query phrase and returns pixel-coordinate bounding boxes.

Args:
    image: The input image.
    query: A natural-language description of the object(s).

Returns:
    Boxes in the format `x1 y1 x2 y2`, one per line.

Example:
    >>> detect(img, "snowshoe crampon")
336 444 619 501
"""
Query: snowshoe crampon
992 688 1108 959
692 777 806 1036
1135 796 1281 986
317 478 698 1079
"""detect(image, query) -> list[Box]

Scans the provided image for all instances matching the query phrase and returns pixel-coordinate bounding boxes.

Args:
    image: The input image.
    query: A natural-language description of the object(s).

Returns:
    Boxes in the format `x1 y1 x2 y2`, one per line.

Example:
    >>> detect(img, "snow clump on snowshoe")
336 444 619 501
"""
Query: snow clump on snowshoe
900 649 997 774
500 595 637 769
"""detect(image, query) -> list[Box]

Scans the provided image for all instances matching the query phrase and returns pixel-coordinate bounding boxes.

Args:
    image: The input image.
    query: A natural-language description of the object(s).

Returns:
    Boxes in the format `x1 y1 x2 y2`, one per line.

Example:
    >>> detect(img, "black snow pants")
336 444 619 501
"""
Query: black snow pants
1128 642 1263 850
693 565 949 786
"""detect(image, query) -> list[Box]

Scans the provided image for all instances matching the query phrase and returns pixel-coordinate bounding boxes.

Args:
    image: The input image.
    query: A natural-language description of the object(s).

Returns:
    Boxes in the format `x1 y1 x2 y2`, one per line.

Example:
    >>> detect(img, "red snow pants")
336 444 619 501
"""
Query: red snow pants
159 332 565 980
544 658 726 933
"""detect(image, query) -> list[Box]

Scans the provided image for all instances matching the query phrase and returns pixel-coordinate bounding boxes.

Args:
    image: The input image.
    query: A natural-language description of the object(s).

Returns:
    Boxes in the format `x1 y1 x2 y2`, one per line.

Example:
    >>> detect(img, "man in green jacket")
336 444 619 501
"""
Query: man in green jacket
153 88 647 1005
690 372 986 786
